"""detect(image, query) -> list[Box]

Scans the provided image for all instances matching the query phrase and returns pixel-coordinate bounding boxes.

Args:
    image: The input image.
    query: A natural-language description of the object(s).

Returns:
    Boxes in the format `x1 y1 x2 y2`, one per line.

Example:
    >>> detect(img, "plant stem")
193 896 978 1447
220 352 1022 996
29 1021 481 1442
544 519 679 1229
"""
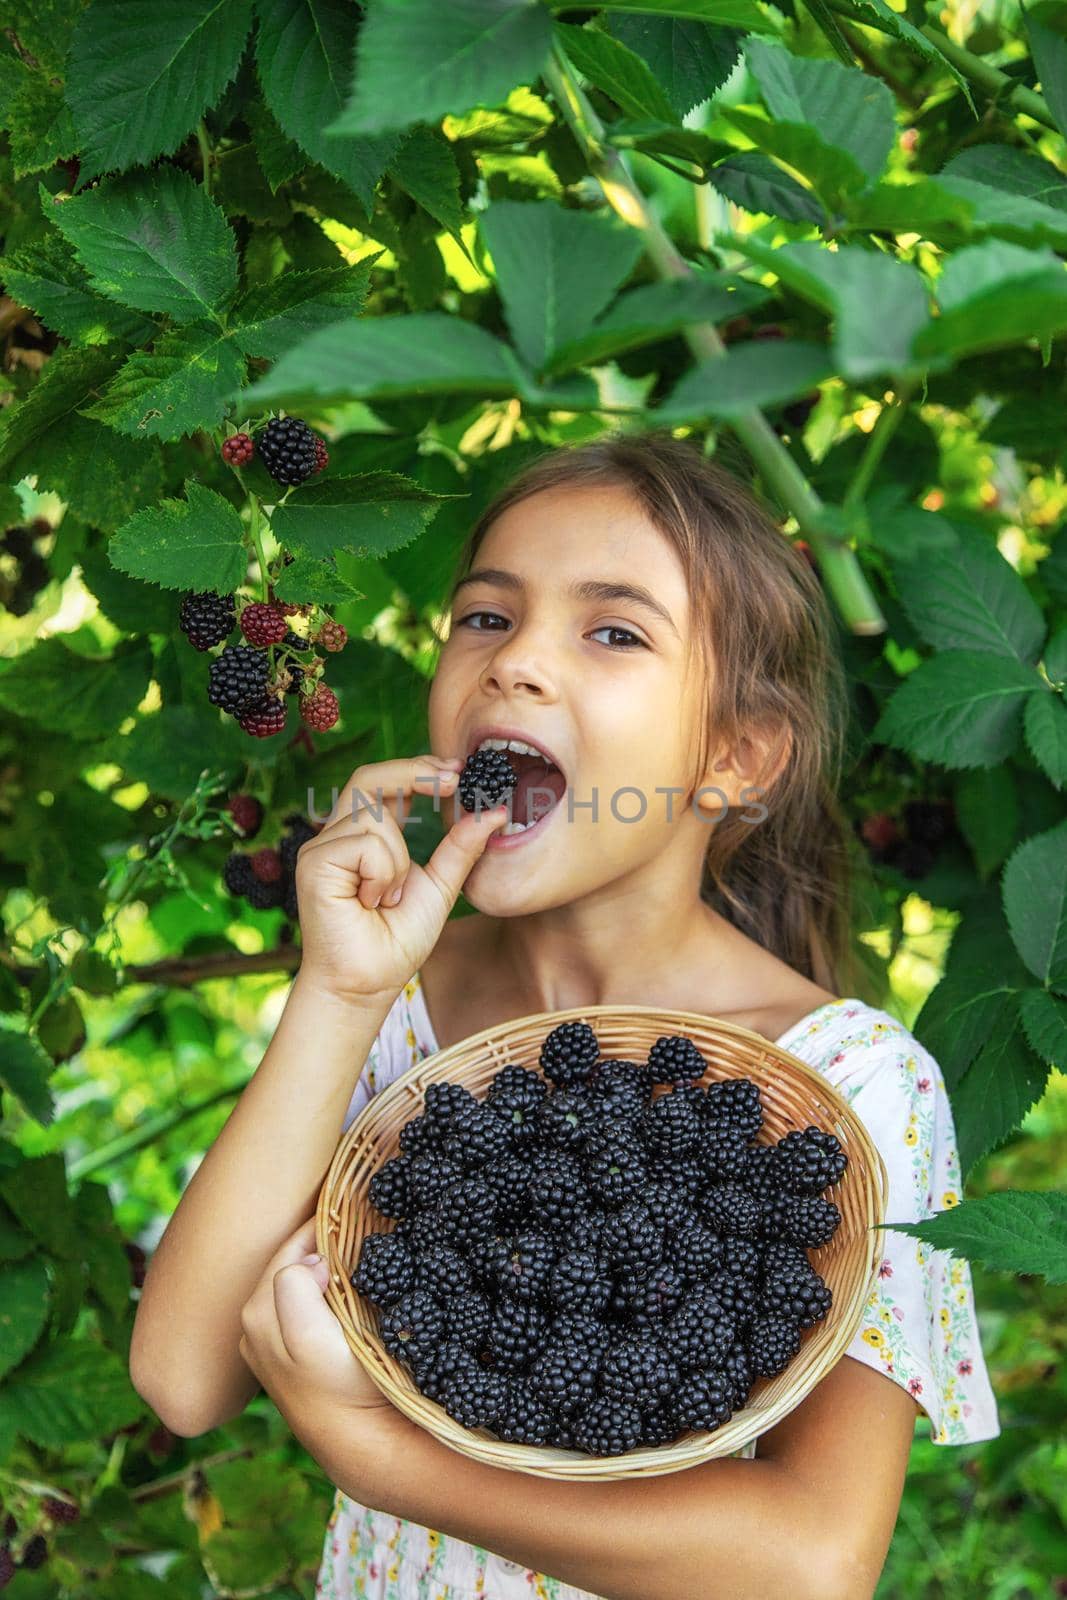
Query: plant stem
196 120 213 195
248 493 271 601
843 379 918 515
68 1078 249 1181
542 46 887 636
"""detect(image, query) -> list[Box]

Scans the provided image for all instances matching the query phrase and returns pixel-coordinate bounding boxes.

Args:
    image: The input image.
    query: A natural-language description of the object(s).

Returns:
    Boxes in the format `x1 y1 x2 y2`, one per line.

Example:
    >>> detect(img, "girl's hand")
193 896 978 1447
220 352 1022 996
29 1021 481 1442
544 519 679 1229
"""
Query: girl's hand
294 753 508 1007
238 1216 395 1436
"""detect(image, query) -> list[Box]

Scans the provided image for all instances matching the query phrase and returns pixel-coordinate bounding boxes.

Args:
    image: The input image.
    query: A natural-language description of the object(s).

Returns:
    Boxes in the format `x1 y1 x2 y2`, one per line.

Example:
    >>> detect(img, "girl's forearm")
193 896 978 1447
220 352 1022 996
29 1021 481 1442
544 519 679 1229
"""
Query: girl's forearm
129 973 394 1437
308 1408 837 1600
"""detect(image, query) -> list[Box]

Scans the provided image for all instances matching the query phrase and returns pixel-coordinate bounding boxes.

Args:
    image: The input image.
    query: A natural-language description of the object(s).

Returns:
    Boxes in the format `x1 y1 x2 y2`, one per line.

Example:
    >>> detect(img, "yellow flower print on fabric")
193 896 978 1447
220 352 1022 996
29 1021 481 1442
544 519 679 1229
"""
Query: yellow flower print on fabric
942 1190 959 1207
862 1328 885 1349
904 1124 919 1147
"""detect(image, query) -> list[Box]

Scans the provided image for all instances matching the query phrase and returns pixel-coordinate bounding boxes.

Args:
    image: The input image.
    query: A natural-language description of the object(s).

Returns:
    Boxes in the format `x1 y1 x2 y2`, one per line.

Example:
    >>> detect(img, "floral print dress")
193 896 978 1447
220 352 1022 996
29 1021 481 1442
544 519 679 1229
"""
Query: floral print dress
316 981 1001 1600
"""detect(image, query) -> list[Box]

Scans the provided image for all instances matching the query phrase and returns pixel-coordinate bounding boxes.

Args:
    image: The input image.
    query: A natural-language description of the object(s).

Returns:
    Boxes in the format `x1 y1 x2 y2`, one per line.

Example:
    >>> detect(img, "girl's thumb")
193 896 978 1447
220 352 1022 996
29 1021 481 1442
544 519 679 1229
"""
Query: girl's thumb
421 802 509 906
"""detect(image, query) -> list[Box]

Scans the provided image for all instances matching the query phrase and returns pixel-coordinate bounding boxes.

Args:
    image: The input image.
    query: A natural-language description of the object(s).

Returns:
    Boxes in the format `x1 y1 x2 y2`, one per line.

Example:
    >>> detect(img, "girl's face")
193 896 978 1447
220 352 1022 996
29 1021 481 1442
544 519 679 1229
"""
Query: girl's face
429 482 720 914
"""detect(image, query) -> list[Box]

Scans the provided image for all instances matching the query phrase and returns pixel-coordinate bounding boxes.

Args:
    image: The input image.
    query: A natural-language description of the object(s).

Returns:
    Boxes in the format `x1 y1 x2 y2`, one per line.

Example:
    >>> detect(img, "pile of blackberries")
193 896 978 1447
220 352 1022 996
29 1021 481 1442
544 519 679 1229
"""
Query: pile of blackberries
352 1020 846 1457
221 812 320 919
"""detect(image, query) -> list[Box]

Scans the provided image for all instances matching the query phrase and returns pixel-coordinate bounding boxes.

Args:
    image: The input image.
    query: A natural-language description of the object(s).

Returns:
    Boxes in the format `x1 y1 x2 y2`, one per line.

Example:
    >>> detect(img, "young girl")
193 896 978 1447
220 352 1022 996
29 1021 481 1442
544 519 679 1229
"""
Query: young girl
131 431 1000 1600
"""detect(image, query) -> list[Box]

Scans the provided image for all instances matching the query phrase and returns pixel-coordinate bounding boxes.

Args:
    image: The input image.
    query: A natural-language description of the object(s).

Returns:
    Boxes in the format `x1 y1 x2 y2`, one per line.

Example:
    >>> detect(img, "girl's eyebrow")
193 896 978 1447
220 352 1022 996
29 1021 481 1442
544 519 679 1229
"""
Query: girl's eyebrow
450 566 680 640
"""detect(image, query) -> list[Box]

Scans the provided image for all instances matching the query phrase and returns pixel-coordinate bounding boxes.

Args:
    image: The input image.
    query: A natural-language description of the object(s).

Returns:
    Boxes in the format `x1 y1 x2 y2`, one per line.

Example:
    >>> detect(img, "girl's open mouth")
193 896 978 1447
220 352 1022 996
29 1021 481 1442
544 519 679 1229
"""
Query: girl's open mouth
468 740 568 851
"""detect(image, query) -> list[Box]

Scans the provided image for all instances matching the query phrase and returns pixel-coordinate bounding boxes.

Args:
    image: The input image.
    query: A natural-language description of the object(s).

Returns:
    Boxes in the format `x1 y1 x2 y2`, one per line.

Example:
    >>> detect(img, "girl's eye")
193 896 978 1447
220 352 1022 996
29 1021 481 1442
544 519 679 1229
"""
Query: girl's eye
455 612 645 651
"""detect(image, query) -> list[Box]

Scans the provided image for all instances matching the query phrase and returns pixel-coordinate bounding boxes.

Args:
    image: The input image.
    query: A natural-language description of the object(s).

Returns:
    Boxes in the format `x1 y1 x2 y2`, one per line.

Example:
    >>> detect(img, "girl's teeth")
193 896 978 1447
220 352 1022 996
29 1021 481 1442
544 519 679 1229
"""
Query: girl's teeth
501 820 533 836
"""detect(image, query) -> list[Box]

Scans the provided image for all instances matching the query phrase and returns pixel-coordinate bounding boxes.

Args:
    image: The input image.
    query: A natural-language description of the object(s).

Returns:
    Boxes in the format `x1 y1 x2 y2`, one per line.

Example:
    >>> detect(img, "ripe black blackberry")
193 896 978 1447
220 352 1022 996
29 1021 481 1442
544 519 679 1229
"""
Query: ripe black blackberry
485 1297 549 1371
179 590 236 650
536 1086 594 1149
380 1289 445 1365
457 746 516 810
398 1111 439 1157
529 1340 599 1417
495 1378 556 1445
663 1285 737 1369
396 1208 452 1256
600 1199 663 1278
720 1342 754 1410
589 1058 655 1114
646 1033 706 1085
208 644 269 714
549 1248 612 1317
582 1130 648 1209
442 1362 505 1430
720 1237 762 1280
423 1080 479 1136
766 1193 842 1249
485 1063 549 1148
491 1228 557 1303
743 1142 788 1202
222 852 256 898
448 1101 512 1170
671 1368 733 1432
642 1180 698 1235
525 1161 592 1233
484 1152 538 1223
351 1232 416 1306
367 1153 411 1218
254 415 319 485
705 1076 763 1141
444 1287 492 1350
694 1121 751 1182
760 1257 832 1329
708 1270 760 1333
436 1176 498 1249
572 1394 643 1456
615 1261 687 1327
539 1019 600 1088
638 1084 702 1158
700 1182 763 1239
411 1339 475 1406
747 1314 801 1377
776 1126 848 1195
414 1243 474 1301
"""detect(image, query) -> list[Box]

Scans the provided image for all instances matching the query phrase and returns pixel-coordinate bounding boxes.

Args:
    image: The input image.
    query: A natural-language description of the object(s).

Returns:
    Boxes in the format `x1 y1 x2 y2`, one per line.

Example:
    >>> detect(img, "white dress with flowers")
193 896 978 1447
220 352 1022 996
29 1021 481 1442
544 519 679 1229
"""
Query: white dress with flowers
315 981 1001 1600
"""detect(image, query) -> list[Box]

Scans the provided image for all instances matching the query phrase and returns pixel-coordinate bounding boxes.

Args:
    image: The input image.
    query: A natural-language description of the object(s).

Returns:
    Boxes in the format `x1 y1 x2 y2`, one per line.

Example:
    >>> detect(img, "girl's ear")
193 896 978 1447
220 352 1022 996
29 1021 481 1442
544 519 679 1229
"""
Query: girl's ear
700 723 792 810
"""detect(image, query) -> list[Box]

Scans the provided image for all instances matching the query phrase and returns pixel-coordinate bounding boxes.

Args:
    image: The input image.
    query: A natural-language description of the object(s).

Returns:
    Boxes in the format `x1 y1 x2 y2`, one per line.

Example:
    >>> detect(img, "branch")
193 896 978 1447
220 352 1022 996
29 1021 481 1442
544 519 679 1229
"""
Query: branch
541 47 887 637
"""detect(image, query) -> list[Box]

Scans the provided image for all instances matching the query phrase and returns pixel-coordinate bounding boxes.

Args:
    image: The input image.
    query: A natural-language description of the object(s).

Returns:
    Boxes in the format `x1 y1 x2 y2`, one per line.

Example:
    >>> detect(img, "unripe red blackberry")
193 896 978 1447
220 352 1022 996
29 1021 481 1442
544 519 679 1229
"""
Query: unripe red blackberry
314 618 347 652
300 683 339 731
254 415 319 486
221 432 254 466
226 793 263 838
179 591 236 651
236 696 288 738
312 436 329 473
0 1547 13 1586
240 602 288 647
251 847 283 884
208 645 269 714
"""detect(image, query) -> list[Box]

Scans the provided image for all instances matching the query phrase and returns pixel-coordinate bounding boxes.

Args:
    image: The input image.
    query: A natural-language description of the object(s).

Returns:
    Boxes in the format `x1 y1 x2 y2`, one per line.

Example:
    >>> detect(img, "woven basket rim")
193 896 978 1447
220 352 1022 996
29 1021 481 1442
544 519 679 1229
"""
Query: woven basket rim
317 1001 889 1480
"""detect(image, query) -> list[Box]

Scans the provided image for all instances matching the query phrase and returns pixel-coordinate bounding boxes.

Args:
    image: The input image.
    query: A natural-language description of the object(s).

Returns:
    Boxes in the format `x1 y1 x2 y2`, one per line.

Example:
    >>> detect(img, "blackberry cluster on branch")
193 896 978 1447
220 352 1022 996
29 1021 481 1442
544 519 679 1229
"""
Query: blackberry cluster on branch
254 414 319 486
221 811 319 920
179 590 236 651
352 1021 845 1457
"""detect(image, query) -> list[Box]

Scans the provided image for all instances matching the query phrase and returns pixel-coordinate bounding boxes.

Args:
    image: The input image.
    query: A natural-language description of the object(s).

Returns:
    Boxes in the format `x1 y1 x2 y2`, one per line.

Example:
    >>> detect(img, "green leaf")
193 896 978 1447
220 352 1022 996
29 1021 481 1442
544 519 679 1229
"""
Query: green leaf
2 230 157 346
272 555 367 606
238 312 524 410
709 150 828 226
913 240 1067 367
933 174 1067 252
74 1180 132 1323
892 523 1046 663
246 95 306 192
44 165 239 325
657 339 834 423
547 0 773 28
108 481 248 594
1025 1 1067 146
0 1339 143 1448
479 198 645 372
326 0 554 137
115 708 245 802
387 124 466 243
719 233 930 383
255 0 401 212
1003 819 1067 987
0 1155 80 1261
871 650 1038 769
878 1190 1067 1283
554 21 678 121
230 261 379 358
77 542 180 636
605 13 743 119
1020 987 1067 1067
0 1024 55 1125
716 105 871 217
67 0 254 179
913 895 1032 1089
6 72 79 179
953 765 1018 879
5 415 167 535
1045 625 1067 683
545 272 769 374
950 995 1050 1176
864 505 959 565
941 144 1067 214
0 639 154 738
78 323 249 441
270 473 447 560
0 344 125 475
744 35 896 184
844 0 975 114
0 1256 49 1381
1024 690 1067 790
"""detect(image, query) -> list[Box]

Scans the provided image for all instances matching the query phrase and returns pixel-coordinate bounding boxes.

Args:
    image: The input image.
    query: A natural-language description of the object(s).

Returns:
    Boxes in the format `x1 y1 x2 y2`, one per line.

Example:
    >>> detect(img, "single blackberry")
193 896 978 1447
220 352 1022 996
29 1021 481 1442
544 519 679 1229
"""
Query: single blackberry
572 1395 643 1456
491 1229 557 1303
221 431 254 465
747 1314 801 1377
615 1261 687 1327
226 793 262 837
550 1313 612 1360
494 1378 556 1445
466 1231 510 1293
762 1240 813 1277
444 1287 492 1350
398 1112 440 1157
743 1142 788 1202
529 1340 599 1417
719 1237 762 1280
447 1101 512 1170
244 876 284 910
720 1342 754 1409
436 1176 498 1249
316 618 347 651
589 1058 655 1115
457 747 516 811
582 1131 648 1209
379 1288 445 1365
414 1243 474 1302
700 1182 763 1239
222 852 256 898
637 1084 703 1158
485 1297 549 1372
642 1180 699 1235
351 1232 416 1306
765 1193 842 1249
254 415 319 485
240 602 288 647
549 1249 612 1318
19 1535 47 1571
422 1081 479 1136
647 1152 703 1205
523 1156 589 1232
670 1368 733 1432
640 1400 684 1446
367 1154 411 1218
704 1076 764 1141
300 682 340 731
41 1498 79 1526
442 1362 505 1430
484 1153 538 1224
776 1126 848 1195
646 1033 707 1085
695 1122 752 1183
760 1260 832 1329
485 1063 549 1147
395 1208 452 1255
708 1270 760 1333
179 590 236 650
599 1200 663 1279
251 847 282 884
536 1086 595 1149
208 644 269 714
540 1020 600 1088
663 1286 737 1369
237 695 288 738
411 1339 475 1406
568 1211 605 1256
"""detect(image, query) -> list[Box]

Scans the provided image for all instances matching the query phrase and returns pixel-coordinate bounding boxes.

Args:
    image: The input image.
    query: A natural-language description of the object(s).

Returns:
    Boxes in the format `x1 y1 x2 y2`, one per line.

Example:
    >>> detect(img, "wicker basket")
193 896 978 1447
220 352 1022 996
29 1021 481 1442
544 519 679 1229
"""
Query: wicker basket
316 1003 888 1481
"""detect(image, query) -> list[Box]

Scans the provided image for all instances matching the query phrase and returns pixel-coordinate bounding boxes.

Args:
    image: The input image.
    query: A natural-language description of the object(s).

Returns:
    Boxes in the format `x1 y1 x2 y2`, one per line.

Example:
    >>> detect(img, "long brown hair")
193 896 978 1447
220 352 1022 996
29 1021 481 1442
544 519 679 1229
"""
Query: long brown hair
435 428 861 998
